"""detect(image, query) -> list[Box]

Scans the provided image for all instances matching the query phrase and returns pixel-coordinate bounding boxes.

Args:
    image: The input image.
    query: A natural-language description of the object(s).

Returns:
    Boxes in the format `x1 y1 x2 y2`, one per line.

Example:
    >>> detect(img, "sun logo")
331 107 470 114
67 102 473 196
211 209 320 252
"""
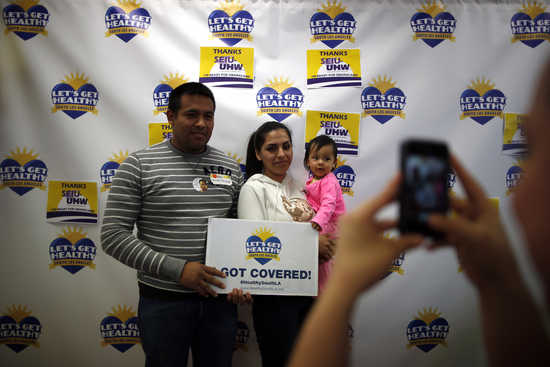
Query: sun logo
257 76 304 122
3 0 49 40
113 0 142 13
100 305 140 352
6 304 32 323
0 147 48 195
368 75 396 94
49 226 96 273
2 304 42 352
310 0 356 47
317 0 347 18
105 0 151 42
417 0 446 17
505 160 524 196
361 75 406 122
101 150 129 191
406 307 449 352
245 227 282 264
51 73 99 118
218 0 245 16
208 0 254 45
266 76 294 94
468 77 495 96
519 1 546 18
460 77 506 124
334 157 356 196
153 73 189 115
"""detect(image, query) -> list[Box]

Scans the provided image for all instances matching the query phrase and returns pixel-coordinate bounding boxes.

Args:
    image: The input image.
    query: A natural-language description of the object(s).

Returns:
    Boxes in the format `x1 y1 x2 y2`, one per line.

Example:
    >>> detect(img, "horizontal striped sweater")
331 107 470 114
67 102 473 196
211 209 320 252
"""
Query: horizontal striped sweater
100 140 243 293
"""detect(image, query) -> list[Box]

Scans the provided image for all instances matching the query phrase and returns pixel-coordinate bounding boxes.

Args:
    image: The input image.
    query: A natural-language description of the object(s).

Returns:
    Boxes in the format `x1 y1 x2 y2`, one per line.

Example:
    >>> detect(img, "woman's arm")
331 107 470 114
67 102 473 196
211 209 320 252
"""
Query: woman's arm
237 183 266 220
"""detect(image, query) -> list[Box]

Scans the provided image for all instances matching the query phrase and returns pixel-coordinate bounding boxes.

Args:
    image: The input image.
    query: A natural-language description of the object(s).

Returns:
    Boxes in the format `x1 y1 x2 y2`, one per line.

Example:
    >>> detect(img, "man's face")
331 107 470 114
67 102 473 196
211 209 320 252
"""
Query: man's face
513 63 550 301
167 94 214 153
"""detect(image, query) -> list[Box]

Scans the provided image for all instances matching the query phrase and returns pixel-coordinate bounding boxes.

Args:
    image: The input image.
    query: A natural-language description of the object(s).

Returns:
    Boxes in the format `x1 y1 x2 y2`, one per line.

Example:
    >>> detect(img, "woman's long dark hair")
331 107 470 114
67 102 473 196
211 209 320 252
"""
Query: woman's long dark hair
245 121 292 181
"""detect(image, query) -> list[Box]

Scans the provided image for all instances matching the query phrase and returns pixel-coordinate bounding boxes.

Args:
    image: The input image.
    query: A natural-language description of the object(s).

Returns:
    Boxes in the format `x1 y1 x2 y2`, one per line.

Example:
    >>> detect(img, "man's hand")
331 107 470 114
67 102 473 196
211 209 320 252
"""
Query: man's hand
179 262 226 297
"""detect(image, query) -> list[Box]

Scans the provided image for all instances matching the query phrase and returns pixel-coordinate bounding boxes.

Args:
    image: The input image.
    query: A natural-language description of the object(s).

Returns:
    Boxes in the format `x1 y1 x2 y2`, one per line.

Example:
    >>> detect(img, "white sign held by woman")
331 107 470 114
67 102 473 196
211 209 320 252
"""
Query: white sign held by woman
205 218 319 296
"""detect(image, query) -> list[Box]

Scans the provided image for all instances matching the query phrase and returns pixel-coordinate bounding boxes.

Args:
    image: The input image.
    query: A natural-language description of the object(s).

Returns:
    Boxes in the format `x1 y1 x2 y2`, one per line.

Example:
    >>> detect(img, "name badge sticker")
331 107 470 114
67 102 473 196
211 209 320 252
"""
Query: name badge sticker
210 174 232 186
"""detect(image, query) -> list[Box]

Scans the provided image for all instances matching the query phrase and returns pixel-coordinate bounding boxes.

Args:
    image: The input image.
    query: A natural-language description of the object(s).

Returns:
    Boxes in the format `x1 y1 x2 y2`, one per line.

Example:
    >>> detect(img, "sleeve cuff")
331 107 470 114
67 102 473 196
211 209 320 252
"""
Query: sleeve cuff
158 255 187 282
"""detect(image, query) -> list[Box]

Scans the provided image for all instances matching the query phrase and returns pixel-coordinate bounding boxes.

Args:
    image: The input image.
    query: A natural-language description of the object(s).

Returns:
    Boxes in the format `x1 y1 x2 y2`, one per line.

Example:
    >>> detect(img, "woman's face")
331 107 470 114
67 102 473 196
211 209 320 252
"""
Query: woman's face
256 129 293 183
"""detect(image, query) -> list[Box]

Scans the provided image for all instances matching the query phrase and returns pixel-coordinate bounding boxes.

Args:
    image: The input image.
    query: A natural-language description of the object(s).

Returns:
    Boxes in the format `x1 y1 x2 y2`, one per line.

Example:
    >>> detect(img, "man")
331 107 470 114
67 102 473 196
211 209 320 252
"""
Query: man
288 58 550 367
101 82 244 367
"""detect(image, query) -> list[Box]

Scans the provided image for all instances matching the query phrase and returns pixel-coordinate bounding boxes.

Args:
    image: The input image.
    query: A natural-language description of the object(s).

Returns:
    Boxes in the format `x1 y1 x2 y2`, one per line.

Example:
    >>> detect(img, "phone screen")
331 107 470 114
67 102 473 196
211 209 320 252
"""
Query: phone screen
400 141 449 236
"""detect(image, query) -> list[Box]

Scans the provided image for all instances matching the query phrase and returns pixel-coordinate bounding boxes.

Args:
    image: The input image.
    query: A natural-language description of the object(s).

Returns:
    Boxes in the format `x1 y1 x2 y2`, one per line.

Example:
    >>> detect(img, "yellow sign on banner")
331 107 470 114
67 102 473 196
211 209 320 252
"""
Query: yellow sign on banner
306 49 361 88
148 123 173 146
305 110 361 156
46 181 98 223
503 113 527 155
199 47 254 88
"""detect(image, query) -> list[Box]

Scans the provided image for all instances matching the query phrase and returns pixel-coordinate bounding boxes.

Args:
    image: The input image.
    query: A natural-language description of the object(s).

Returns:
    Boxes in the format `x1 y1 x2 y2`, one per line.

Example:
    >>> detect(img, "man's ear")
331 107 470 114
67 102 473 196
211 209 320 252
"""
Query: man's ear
166 109 174 124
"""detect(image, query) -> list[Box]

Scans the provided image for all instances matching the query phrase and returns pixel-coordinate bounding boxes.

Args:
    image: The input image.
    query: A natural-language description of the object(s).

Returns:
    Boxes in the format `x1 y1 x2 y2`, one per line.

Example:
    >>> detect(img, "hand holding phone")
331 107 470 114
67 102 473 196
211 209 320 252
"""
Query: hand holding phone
399 139 449 238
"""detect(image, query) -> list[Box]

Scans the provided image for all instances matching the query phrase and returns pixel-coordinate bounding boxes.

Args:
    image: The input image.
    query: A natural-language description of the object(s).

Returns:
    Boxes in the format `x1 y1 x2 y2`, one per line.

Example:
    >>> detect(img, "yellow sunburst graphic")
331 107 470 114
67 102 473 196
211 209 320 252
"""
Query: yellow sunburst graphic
115 0 142 13
266 77 294 94
14 0 40 11
60 226 87 245
7 147 39 165
253 227 276 242
62 73 90 91
519 1 546 18
335 156 347 168
161 73 190 89
415 307 442 325
227 152 243 164
318 0 347 18
218 0 245 16
108 305 136 323
110 150 129 164
6 304 32 323
369 75 397 94
468 77 495 96
417 0 446 17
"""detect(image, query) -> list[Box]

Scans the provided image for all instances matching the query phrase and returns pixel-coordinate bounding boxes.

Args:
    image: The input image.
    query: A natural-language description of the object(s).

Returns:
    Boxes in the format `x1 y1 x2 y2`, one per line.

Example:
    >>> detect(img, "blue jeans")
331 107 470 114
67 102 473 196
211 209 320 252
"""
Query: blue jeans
138 294 237 367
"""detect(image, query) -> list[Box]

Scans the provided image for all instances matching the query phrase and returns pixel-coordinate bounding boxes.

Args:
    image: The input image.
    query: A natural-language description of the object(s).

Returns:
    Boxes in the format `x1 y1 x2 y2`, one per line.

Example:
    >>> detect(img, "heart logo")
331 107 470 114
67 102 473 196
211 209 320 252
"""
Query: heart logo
49 237 96 274
208 9 254 46
245 234 282 265
51 82 99 119
310 11 356 48
2 3 49 41
105 6 151 43
0 158 47 196
407 317 449 352
511 12 550 48
361 86 406 124
460 88 506 125
0 315 41 353
256 87 304 122
100 315 140 353
410 11 456 48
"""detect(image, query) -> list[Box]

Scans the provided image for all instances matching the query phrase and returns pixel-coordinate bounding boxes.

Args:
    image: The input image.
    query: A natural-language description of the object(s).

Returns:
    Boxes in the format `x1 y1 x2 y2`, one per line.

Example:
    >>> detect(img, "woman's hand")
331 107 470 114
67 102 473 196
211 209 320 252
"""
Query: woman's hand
331 175 424 295
318 234 335 263
227 288 253 305
428 156 517 290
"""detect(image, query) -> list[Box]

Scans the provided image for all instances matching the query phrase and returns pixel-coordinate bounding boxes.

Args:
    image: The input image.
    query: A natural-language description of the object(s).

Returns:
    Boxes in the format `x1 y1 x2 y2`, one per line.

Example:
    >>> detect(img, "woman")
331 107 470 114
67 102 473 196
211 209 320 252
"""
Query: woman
236 121 334 367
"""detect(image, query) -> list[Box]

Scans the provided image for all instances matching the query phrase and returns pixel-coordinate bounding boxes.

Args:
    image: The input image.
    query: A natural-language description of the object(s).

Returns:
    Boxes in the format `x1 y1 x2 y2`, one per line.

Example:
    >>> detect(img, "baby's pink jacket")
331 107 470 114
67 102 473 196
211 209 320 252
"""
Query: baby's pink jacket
305 172 346 293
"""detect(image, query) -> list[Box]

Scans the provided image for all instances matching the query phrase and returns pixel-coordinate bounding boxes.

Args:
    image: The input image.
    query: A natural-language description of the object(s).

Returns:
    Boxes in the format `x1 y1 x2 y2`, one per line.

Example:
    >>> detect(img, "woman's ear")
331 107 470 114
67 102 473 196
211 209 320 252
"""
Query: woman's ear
255 150 262 162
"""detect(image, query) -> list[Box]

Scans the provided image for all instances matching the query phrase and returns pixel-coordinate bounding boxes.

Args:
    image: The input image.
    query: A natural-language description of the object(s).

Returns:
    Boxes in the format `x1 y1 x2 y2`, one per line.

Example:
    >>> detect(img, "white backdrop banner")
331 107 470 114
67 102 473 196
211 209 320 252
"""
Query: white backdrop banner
1 0 549 366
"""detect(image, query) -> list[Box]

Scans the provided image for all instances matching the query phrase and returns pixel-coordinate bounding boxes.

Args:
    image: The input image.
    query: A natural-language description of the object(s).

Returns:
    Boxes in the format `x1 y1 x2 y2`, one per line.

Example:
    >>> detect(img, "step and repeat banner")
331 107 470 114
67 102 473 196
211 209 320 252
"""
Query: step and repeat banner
1 0 549 366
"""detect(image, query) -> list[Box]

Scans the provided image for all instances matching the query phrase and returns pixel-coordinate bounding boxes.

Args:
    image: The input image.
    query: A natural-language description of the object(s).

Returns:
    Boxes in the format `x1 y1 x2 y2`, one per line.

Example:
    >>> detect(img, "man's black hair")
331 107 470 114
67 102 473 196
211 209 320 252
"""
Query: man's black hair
167 82 216 114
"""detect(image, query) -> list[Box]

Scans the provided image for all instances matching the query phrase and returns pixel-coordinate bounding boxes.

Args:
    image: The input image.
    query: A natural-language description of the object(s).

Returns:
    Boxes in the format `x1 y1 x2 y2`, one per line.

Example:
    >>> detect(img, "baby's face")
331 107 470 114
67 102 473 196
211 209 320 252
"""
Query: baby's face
308 144 336 179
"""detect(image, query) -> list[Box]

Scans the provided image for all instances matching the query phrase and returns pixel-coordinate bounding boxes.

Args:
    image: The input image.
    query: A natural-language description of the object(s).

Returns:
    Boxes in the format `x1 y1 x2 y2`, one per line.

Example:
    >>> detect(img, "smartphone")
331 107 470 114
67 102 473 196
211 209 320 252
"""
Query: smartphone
399 140 449 237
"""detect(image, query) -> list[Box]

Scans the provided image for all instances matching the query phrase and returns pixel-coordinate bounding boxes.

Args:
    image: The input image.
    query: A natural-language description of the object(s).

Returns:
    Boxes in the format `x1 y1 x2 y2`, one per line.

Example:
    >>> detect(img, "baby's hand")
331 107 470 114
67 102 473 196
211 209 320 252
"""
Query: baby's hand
311 222 321 231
